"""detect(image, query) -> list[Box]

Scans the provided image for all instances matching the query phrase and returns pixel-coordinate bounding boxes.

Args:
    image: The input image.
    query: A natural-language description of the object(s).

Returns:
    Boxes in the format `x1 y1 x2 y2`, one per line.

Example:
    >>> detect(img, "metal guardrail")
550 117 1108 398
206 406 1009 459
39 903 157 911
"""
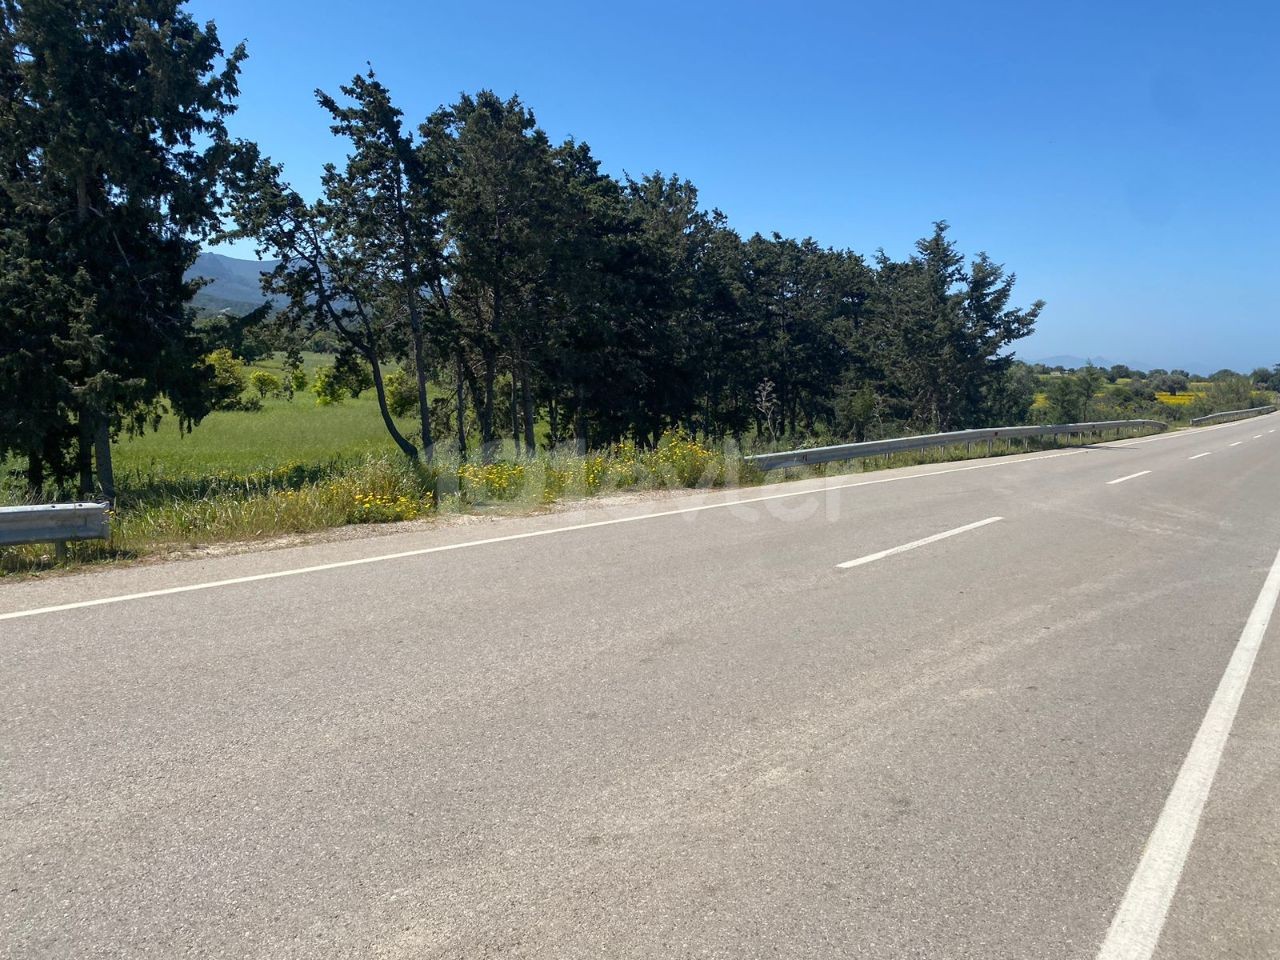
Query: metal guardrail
1189 405 1276 427
0 502 111 559
744 419 1168 471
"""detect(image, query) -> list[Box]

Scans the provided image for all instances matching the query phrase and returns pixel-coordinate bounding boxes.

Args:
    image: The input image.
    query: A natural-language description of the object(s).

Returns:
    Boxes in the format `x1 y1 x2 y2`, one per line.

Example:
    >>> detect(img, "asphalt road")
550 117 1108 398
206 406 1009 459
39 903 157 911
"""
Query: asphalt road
3 414 1279 959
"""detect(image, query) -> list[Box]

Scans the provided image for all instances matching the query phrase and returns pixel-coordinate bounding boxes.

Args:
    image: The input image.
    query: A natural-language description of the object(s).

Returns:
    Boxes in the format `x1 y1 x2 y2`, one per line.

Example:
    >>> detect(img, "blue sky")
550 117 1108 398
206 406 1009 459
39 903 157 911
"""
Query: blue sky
192 0 1280 372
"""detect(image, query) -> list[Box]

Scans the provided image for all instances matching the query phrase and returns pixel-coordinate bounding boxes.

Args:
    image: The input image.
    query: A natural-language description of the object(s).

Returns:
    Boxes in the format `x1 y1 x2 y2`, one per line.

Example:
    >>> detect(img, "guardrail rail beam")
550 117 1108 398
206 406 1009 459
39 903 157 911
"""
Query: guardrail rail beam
744 419 1168 472
1189 405 1277 427
0 502 111 559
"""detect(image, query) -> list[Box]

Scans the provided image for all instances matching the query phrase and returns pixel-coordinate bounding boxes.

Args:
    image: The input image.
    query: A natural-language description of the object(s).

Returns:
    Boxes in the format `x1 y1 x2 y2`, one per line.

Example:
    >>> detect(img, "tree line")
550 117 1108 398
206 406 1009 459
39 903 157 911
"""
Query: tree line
232 76 1044 463
1 0 1048 499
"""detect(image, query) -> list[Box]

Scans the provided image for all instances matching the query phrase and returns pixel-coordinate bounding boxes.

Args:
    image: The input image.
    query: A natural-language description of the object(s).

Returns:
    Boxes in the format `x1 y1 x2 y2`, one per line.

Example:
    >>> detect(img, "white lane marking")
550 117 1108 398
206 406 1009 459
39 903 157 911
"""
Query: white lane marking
1187 453 1212 461
1096 540 1280 960
1111 413 1278 448
1229 441 1244 447
1253 435 1263 439
1107 471 1152 485
837 517 1003 569
1112 421 1246 447
0 452 1083 622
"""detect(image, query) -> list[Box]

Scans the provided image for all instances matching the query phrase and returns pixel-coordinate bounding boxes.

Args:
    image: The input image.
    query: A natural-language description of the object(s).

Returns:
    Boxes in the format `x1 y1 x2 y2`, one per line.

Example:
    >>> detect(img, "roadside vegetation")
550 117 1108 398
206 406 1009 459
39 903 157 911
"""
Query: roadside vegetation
1 2 1276 576
1028 365 1276 426
1 408 1172 576
0 349 1273 575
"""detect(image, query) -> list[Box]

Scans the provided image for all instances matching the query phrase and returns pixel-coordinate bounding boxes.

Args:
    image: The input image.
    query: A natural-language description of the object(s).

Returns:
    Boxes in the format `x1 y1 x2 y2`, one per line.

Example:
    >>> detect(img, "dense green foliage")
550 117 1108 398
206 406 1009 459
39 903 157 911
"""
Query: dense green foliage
230 76 1046 462
0 0 250 497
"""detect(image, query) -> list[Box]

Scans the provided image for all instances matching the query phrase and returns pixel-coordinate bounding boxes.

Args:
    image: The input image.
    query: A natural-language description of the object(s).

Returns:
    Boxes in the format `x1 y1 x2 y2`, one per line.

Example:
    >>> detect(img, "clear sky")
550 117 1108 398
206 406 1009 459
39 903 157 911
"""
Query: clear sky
191 0 1280 373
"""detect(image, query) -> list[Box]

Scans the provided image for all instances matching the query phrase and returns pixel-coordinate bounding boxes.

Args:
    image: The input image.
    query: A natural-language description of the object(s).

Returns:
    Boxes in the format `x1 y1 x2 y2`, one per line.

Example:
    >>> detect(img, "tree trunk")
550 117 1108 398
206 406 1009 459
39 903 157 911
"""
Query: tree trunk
486 265 503 462
25 450 44 500
574 383 587 455
454 351 468 460
94 418 115 505
76 418 93 498
520 362 536 454
480 348 498 462
411 332 434 461
510 369 522 458
391 163 434 462
369 352 419 461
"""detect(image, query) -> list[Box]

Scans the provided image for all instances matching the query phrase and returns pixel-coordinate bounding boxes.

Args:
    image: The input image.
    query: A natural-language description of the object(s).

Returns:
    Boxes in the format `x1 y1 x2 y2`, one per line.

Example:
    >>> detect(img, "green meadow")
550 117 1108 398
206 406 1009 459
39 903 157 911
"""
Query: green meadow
115 355 412 479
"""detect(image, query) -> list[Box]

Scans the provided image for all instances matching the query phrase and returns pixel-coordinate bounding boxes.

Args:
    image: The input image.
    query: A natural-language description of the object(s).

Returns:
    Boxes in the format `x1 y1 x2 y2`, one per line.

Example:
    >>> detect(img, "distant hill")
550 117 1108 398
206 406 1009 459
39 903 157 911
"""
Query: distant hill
187 252 283 315
1031 354 1112 369
1029 354 1157 372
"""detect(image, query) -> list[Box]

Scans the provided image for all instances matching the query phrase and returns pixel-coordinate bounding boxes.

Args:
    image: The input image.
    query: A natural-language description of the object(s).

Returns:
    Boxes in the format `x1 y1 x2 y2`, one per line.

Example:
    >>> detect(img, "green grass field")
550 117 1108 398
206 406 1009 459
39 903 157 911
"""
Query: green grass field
116 386 408 477
114 353 413 478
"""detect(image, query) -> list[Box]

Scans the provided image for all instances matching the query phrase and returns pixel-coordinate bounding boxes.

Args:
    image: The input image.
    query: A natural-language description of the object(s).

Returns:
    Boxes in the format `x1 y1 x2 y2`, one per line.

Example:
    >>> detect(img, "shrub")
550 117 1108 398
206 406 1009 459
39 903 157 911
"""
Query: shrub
312 365 346 405
458 461 526 500
348 493 424 523
646 430 723 487
1202 375 1267 413
385 368 416 418
541 465 571 503
249 370 282 400
204 348 251 410
581 453 607 493
333 352 374 398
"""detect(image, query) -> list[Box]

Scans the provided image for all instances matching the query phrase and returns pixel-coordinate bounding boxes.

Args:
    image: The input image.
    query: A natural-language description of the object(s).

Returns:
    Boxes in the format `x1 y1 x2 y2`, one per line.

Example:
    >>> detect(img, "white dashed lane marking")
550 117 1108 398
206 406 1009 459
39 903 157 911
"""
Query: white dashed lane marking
837 517 1003 569
1107 471 1152 486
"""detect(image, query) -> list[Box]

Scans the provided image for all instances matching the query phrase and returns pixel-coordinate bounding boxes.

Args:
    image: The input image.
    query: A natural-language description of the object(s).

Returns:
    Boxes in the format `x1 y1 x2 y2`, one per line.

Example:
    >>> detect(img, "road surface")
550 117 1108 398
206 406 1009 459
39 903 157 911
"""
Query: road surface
3 414 1279 958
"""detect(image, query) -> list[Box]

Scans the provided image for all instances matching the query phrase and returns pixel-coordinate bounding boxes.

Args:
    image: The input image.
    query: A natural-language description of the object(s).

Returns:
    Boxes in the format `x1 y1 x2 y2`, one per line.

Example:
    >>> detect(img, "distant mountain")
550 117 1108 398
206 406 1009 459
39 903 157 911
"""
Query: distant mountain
186 252 282 315
1031 354 1112 369
1029 354 1157 372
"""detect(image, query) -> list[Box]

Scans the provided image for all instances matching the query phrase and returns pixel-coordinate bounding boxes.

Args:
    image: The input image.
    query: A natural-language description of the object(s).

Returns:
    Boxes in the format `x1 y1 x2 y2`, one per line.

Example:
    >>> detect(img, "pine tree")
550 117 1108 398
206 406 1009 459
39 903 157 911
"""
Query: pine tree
230 156 420 461
318 71 452 459
0 0 248 498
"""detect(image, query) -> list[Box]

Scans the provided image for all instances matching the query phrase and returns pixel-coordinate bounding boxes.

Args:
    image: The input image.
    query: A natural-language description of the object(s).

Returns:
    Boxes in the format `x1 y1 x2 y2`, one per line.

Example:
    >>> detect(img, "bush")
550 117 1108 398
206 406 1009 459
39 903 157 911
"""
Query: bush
312 365 346 405
458 461 526 500
385 368 416 418
333 352 374 398
348 493 424 523
647 430 724 487
204 348 260 411
249 370 282 400
1202 375 1266 413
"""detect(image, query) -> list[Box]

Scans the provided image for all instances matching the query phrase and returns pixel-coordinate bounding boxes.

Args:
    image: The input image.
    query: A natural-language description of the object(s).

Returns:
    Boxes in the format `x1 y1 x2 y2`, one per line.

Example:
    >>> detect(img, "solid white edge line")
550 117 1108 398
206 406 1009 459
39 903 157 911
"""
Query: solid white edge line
0 451 1082 622
836 516 1003 569
1110 412 1278 448
1096 541 1280 960
1107 471 1153 485
1187 453 1212 461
